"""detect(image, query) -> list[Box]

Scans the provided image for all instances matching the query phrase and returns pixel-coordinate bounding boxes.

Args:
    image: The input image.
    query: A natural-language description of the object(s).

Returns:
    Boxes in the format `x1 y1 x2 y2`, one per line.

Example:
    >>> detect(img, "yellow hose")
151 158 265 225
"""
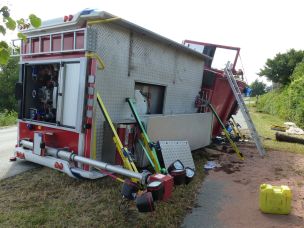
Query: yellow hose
85 52 105 70
87 17 120 26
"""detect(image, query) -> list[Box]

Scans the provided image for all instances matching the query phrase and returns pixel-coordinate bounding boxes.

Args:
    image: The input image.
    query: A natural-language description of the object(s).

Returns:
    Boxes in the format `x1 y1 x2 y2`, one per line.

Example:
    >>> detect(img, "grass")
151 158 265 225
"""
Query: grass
249 108 304 154
0 110 17 127
0 151 207 227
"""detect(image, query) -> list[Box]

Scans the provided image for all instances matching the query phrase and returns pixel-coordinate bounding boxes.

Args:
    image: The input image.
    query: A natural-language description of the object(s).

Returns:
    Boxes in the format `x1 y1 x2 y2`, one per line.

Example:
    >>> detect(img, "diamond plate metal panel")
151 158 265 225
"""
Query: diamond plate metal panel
90 23 205 161
91 23 132 161
86 27 97 52
158 141 195 170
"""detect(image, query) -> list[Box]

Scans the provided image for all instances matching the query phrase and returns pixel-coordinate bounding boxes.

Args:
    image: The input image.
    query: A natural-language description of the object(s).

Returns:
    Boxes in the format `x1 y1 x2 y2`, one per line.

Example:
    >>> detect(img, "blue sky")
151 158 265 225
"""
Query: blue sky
4 0 304 84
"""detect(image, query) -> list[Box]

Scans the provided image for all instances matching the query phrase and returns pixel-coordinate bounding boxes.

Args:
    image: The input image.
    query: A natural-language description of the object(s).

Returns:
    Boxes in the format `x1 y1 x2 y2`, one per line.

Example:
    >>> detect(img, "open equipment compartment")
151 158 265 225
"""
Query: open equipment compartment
18 59 87 130
22 63 60 124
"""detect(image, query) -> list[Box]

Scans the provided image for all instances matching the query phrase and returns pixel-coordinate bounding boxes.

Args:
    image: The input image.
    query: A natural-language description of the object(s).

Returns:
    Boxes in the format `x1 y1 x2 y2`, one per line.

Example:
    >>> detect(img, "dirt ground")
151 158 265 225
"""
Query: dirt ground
183 143 304 228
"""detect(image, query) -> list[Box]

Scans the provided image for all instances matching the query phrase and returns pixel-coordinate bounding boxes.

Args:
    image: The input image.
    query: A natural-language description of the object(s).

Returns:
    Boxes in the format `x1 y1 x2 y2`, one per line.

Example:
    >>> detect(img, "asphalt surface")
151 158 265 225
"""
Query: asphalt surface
182 110 250 228
182 178 229 228
0 126 37 180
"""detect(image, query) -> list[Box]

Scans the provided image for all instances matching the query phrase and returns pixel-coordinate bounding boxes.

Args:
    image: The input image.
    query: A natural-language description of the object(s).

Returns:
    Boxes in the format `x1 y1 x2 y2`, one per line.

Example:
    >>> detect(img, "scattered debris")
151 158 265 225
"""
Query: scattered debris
204 161 221 171
270 125 287 132
286 126 304 135
216 163 241 174
168 160 196 185
284 122 297 127
275 132 304 145
283 122 304 135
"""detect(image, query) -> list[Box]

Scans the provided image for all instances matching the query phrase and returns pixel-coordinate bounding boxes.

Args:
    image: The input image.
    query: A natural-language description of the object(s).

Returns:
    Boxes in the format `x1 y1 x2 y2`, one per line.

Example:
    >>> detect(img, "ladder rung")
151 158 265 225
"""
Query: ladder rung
61 33 64 51
28 37 32 54
39 36 41 53
50 34 52 52
73 32 76 50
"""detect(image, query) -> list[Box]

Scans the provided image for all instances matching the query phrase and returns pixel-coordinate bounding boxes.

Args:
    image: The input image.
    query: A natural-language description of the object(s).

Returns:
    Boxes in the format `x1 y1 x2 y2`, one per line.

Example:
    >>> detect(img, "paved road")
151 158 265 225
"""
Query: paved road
182 178 228 228
0 126 37 180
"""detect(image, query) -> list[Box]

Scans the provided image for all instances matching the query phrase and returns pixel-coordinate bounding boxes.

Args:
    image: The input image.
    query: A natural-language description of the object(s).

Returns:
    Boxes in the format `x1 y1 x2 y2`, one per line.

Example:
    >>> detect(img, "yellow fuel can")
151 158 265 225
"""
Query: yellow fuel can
259 184 292 214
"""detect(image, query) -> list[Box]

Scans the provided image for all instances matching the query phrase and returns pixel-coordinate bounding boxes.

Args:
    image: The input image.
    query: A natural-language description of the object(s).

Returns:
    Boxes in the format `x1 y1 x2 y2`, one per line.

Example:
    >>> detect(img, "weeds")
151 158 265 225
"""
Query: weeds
249 108 304 154
0 110 17 127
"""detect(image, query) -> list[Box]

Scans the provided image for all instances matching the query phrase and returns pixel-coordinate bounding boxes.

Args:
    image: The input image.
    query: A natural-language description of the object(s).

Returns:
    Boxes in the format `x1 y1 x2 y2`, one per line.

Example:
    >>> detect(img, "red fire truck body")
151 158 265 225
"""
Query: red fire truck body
183 40 247 136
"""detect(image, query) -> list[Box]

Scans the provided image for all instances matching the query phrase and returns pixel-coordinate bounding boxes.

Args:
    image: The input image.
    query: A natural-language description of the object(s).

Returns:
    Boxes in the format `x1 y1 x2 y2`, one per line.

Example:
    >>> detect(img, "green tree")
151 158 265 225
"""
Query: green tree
258 49 304 85
0 56 19 111
0 5 41 64
257 62 304 128
250 79 266 97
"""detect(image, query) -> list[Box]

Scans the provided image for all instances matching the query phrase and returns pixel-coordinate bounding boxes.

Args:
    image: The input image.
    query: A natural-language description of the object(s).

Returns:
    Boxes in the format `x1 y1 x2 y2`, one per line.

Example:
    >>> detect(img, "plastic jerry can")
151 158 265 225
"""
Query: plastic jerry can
259 184 292 214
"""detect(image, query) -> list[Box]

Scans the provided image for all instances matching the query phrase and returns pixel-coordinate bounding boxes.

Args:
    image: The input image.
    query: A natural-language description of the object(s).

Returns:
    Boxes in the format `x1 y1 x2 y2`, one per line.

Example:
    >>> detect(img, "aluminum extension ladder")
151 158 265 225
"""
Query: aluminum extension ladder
224 62 266 157
11 28 87 56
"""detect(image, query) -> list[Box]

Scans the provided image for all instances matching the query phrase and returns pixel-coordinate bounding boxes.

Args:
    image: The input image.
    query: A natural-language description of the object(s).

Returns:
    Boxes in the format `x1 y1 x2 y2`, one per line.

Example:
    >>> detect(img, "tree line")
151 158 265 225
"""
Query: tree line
249 49 304 97
0 5 40 113
256 49 304 128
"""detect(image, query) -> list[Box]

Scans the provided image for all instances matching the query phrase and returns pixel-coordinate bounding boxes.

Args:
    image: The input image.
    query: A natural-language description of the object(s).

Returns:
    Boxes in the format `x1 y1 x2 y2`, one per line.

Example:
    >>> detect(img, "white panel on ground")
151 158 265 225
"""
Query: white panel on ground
146 112 212 150
62 63 81 127
232 111 249 135
158 141 195 170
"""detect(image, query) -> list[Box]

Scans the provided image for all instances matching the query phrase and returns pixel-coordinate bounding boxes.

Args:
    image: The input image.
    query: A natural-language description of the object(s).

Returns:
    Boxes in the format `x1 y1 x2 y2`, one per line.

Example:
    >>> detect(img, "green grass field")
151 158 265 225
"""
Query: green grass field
0 152 207 227
250 108 304 154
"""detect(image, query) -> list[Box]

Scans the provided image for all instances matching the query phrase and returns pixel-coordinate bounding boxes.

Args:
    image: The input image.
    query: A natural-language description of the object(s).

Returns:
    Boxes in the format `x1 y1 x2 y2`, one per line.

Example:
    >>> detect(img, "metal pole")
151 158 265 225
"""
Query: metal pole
47 148 143 180
19 140 144 182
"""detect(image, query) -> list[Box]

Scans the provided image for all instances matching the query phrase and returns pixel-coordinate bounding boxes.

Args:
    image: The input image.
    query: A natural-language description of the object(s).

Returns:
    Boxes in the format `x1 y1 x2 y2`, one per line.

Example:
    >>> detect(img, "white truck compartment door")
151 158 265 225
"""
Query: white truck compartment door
62 62 81 128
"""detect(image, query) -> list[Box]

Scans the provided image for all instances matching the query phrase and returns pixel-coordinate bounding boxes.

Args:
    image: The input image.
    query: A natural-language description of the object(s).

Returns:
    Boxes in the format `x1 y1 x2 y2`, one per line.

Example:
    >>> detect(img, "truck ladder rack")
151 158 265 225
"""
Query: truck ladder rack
11 28 87 56
224 62 266 157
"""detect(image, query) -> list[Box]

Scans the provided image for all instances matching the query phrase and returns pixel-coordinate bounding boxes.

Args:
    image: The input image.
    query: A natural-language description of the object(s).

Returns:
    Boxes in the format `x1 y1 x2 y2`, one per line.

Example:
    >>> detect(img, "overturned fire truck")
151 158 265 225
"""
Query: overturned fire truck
12 10 216 186
183 40 247 137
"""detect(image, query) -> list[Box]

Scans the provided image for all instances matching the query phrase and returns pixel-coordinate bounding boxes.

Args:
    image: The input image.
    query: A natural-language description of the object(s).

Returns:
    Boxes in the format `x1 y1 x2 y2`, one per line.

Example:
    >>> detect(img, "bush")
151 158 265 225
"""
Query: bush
257 62 304 128
0 56 19 112
0 110 17 126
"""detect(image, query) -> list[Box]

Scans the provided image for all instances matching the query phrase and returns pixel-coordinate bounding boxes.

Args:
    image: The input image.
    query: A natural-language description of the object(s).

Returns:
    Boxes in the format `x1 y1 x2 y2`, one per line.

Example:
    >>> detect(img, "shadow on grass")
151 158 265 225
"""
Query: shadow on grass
0 150 208 227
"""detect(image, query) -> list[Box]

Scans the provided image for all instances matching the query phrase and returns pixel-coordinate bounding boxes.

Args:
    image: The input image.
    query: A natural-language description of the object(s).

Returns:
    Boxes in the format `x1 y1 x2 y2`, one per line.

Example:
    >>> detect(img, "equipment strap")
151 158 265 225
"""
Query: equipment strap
208 102 244 160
